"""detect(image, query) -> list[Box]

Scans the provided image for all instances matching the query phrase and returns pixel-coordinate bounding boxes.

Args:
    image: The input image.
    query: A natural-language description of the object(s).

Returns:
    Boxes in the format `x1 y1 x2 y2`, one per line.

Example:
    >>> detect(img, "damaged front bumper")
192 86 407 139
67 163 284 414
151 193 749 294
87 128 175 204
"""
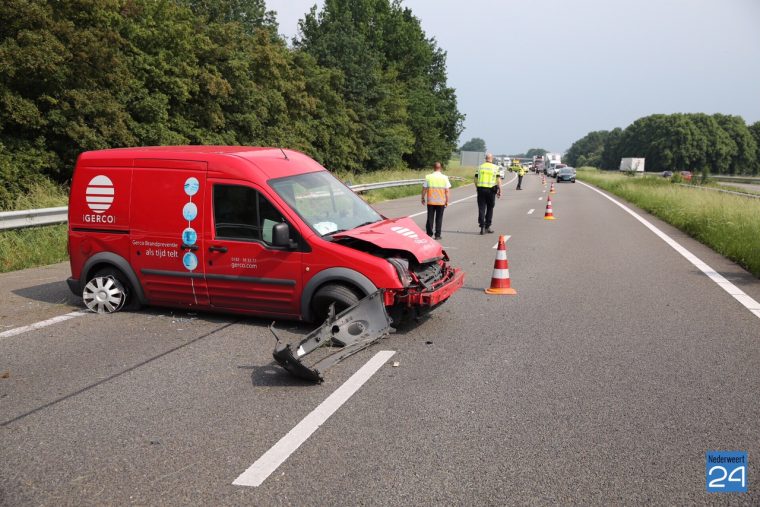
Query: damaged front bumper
271 290 393 382
388 267 465 307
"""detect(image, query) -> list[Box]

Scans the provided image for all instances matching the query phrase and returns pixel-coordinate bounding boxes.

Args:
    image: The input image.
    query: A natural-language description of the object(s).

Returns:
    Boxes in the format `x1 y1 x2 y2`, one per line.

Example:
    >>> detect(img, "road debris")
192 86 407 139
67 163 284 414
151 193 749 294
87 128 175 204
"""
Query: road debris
271 291 392 382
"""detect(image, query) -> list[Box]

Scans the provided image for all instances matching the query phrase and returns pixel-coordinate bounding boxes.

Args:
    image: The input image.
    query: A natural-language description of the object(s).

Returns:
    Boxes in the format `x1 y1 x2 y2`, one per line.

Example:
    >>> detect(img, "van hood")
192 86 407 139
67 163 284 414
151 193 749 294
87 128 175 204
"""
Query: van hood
332 217 442 263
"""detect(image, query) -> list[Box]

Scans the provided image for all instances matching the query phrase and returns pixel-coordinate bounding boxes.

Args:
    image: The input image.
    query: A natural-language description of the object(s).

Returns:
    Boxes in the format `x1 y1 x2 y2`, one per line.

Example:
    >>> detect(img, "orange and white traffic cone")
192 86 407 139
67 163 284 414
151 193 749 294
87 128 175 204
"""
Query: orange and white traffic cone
544 194 556 220
549 182 556 194
485 235 517 295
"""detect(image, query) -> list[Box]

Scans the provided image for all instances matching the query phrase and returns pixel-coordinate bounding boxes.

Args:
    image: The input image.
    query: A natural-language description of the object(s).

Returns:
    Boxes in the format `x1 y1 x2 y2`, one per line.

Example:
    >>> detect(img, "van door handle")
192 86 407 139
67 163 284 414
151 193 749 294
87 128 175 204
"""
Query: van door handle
181 244 199 251
209 245 228 253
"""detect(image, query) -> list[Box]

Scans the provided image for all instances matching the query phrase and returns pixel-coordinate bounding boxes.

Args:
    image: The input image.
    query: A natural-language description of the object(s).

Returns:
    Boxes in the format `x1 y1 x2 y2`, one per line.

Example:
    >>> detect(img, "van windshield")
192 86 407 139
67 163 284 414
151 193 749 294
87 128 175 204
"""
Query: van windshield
269 171 382 237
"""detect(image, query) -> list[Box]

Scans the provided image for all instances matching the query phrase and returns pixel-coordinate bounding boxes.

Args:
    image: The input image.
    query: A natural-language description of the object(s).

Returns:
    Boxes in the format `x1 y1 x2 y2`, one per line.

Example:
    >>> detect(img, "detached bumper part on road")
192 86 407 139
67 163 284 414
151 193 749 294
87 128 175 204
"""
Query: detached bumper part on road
271 291 393 382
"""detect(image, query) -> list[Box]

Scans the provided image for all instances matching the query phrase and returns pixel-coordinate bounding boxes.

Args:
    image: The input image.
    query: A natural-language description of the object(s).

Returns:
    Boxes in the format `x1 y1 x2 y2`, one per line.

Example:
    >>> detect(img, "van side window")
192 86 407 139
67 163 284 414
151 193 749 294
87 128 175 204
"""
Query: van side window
213 184 284 245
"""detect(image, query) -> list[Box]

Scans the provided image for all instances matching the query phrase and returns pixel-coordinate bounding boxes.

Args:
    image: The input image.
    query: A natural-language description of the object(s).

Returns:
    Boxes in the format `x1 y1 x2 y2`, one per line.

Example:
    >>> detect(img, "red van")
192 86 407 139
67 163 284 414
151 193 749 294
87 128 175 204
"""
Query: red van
66 146 464 322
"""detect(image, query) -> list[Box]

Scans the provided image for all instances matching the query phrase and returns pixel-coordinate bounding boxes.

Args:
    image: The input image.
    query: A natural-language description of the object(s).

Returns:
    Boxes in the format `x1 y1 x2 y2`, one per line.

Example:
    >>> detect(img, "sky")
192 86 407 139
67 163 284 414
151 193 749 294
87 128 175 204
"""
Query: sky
267 0 760 155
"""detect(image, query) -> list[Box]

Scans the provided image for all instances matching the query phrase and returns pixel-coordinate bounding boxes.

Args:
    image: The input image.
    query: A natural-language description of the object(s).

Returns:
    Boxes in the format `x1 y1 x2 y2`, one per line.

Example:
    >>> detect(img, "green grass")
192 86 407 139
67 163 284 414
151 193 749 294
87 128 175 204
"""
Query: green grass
0 182 70 273
1 180 69 211
0 224 69 273
577 168 760 277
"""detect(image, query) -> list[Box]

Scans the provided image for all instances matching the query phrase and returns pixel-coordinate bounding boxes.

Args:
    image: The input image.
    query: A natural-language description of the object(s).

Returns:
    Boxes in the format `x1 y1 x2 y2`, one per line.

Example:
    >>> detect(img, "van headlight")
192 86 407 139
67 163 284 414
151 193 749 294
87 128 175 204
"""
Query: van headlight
387 257 411 288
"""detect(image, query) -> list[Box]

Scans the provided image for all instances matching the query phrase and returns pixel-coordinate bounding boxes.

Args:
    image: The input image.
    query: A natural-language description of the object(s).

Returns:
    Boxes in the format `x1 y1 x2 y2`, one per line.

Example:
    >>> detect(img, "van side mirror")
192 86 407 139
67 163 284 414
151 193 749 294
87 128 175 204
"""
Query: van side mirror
272 222 291 248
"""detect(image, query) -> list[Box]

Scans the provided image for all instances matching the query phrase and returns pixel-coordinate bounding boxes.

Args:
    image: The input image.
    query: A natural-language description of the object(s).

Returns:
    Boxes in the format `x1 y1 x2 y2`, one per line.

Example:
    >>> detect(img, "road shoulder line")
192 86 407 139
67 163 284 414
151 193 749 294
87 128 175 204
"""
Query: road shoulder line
0 311 86 340
578 181 760 320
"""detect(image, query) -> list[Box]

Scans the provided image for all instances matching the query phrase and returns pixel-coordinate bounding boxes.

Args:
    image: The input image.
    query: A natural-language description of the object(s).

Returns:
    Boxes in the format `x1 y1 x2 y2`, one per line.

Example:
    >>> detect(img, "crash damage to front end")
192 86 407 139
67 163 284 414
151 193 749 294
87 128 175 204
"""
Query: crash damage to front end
271 217 464 382
333 216 465 319
382 252 464 319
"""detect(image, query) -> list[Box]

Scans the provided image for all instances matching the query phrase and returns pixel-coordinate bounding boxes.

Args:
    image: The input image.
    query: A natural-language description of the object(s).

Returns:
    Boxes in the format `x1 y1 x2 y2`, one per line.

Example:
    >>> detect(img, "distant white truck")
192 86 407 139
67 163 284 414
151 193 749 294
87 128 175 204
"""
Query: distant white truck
620 157 645 172
544 153 562 176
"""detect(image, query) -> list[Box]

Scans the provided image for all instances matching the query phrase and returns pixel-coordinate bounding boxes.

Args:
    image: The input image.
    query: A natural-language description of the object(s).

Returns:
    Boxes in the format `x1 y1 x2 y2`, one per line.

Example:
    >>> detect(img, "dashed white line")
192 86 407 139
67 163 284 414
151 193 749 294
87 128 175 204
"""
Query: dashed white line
232 350 397 488
0 311 86 340
579 181 760 320
527 209 535 215
538 197 543 201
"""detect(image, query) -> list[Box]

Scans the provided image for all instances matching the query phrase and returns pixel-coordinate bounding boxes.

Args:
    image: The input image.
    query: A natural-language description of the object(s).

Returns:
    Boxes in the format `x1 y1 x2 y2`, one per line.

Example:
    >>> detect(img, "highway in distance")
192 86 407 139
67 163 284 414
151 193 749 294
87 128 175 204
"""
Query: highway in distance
1 172 759 505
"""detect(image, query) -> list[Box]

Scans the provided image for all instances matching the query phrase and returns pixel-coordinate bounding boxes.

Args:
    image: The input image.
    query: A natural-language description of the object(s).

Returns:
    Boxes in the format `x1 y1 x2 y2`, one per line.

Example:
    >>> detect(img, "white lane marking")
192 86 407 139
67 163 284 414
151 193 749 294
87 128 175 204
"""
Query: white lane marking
409 175 518 218
0 311 86 340
579 181 760 320
232 350 397 488
492 235 511 248
527 209 535 215
538 197 543 201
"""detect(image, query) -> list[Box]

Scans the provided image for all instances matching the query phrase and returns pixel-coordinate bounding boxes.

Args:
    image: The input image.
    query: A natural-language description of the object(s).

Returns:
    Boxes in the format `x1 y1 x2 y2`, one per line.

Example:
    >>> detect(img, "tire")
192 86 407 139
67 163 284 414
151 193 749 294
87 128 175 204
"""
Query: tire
311 284 361 323
82 267 136 313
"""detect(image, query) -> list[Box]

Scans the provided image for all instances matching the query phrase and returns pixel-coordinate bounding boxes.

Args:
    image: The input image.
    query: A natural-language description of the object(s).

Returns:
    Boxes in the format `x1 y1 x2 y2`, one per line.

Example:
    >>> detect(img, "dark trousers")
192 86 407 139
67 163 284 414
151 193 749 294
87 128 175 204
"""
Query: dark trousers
426 205 445 236
476 186 496 228
516 174 523 189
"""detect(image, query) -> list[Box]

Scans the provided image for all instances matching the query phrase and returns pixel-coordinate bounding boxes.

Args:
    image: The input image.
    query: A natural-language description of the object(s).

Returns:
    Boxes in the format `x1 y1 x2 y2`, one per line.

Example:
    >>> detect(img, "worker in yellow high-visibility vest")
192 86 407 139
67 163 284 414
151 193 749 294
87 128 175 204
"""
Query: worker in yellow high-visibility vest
421 161 451 240
474 153 502 235
510 159 526 190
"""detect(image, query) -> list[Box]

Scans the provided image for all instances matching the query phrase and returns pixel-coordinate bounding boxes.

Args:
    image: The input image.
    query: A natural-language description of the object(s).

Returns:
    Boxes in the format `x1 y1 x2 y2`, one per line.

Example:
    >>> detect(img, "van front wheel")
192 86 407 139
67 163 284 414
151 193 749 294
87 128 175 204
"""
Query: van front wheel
83 268 132 313
311 284 361 323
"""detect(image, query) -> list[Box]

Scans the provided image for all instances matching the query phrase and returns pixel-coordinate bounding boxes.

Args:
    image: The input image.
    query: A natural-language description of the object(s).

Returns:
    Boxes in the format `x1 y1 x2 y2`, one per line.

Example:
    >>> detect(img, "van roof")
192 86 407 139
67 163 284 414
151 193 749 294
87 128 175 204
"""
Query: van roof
76 146 327 179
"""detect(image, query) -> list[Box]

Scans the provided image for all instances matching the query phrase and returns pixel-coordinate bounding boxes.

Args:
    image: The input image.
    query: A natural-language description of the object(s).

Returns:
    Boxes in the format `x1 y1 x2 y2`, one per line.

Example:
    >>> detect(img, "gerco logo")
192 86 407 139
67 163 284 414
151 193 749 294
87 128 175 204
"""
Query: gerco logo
83 175 116 224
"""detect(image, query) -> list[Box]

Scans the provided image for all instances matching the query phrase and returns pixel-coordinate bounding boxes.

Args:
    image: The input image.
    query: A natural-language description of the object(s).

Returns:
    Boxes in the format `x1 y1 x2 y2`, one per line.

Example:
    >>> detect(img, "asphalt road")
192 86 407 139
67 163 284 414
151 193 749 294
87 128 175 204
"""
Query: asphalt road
2 172 759 505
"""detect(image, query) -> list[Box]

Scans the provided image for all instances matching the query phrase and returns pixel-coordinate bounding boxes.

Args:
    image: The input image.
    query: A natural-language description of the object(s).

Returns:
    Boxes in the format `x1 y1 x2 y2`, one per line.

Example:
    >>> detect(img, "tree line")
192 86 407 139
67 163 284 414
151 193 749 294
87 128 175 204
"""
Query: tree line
0 0 464 207
458 137 547 159
565 113 760 176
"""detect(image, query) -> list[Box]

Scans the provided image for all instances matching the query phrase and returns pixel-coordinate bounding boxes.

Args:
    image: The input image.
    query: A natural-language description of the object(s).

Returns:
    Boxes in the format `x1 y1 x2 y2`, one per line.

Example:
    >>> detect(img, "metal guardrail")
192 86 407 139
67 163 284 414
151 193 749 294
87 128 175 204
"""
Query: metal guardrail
675 184 760 199
348 179 425 193
712 175 760 183
0 207 69 231
1 177 463 231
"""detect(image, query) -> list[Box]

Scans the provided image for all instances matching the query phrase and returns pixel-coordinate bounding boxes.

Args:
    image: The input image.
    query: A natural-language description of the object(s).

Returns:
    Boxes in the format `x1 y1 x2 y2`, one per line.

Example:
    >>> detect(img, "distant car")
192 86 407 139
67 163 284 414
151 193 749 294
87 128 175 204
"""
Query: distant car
498 165 506 179
549 163 567 178
556 167 576 183
662 171 673 178
680 170 692 181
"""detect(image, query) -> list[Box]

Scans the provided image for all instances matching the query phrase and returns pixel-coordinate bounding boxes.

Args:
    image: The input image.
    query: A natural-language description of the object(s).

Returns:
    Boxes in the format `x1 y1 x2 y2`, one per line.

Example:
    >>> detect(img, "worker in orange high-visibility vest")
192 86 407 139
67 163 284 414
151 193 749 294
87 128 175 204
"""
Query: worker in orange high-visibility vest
421 161 451 240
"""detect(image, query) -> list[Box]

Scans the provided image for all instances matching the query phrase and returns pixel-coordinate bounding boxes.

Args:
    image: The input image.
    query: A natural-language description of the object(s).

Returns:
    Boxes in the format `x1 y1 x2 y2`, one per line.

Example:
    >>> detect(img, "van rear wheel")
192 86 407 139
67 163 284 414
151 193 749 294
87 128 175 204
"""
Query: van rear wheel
311 284 361 323
83 268 133 313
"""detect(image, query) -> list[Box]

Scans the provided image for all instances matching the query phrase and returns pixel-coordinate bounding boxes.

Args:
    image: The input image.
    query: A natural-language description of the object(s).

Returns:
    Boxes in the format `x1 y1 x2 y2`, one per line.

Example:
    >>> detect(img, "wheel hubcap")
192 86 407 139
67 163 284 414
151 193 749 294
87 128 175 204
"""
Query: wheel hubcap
83 276 125 313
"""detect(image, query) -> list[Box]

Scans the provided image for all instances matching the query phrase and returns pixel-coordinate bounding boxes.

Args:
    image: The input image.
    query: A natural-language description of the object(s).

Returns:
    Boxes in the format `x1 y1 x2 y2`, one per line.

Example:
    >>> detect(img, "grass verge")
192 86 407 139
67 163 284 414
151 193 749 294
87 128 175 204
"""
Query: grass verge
577 168 760 277
0 182 69 273
0 224 69 273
